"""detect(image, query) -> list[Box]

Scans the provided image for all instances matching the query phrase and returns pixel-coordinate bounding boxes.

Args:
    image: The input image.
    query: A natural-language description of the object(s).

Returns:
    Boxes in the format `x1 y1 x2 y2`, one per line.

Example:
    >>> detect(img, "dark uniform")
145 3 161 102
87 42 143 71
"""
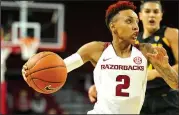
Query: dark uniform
137 26 179 115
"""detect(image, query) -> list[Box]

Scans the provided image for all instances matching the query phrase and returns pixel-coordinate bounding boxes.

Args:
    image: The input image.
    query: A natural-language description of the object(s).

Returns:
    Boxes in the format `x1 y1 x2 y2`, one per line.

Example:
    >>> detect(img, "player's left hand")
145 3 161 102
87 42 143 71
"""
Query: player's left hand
88 85 97 103
146 46 169 68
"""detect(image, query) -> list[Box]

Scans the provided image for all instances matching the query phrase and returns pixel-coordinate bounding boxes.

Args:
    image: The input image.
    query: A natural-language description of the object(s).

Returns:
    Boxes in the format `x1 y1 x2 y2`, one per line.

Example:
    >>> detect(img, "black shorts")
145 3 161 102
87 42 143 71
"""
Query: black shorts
140 90 179 115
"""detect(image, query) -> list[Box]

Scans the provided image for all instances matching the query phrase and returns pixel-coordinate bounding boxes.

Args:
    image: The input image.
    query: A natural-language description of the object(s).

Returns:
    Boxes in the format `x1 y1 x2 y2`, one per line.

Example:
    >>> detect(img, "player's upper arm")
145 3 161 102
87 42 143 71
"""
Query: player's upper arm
77 41 104 63
165 27 179 63
64 41 104 73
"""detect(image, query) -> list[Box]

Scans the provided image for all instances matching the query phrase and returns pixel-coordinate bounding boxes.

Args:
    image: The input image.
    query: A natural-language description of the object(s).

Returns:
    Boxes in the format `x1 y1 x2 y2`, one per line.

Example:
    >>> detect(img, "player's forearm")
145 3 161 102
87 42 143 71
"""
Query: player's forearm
149 64 178 79
153 63 178 90
64 53 84 73
171 64 178 74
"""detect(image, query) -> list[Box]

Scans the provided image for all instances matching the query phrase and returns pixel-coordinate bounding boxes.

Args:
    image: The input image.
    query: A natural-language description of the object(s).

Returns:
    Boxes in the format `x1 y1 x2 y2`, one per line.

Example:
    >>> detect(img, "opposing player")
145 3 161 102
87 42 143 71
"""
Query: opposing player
138 1 179 114
22 1 178 114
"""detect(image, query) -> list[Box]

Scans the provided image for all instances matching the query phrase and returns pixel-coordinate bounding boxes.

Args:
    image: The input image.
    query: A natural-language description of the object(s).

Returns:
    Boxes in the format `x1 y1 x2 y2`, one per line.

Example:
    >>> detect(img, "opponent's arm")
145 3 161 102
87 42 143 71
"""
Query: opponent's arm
146 28 178 81
140 43 178 90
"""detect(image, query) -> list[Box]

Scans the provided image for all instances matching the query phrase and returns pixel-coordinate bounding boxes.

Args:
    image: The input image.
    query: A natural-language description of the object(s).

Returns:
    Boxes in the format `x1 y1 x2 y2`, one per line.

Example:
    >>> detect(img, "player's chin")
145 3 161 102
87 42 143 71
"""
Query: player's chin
147 25 158 30
130 37 137 45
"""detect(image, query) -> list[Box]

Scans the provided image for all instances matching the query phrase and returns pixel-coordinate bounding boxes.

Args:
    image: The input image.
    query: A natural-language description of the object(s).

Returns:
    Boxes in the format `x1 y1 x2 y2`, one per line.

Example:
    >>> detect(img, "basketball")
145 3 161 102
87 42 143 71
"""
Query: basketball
23 51 67 94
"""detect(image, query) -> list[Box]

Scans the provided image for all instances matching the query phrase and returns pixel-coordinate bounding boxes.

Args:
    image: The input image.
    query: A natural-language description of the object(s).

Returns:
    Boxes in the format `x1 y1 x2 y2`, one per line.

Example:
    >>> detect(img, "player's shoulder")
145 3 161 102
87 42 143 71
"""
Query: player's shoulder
77 41 109 63
165 27 178 33
82 41 108 52
86 41 105 46
165 27 178 40
77 41 108 58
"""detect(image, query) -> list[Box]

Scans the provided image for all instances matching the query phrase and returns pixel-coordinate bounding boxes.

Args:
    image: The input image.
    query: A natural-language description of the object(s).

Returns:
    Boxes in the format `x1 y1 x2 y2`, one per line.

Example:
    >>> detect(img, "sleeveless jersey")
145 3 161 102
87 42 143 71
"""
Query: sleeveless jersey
137 26 175 90
88 44 148 114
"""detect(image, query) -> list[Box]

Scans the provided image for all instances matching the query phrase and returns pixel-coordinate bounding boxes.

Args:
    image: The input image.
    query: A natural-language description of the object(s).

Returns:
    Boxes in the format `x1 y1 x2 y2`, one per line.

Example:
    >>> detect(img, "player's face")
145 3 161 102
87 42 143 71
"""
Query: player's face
139 2 163 31
110 9 139 44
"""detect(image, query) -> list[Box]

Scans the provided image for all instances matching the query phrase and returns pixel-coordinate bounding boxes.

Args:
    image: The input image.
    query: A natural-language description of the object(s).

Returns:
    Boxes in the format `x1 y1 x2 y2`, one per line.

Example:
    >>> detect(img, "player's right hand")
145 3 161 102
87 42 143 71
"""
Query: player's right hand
88 85 97 103
22 64 32 87
22 64 28 82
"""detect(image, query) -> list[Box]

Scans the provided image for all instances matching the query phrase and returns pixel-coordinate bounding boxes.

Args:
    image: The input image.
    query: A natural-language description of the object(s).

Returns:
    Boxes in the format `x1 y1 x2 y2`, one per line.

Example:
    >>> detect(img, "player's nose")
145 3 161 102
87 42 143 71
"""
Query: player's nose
132 25 139 31
149 12 156 18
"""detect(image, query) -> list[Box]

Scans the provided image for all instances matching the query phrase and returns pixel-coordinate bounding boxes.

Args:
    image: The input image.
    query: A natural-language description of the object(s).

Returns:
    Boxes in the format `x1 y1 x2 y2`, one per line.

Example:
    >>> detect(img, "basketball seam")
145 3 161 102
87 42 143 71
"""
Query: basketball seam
32 78 64 83
29 53 57 71
32 79 46 93
29 65 66 75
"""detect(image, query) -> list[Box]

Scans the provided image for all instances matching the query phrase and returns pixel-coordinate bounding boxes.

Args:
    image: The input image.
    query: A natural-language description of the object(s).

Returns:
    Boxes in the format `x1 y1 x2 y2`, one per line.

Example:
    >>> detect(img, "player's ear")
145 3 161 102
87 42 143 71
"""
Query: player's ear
160 12 163 20
109 22 116 32
139 12 142 21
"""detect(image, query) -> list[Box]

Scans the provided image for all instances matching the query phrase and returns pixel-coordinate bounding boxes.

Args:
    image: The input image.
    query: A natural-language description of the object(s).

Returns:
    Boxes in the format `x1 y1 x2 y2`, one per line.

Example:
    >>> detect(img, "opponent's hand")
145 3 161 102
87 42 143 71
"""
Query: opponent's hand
88 85 97 103
146 46 169 68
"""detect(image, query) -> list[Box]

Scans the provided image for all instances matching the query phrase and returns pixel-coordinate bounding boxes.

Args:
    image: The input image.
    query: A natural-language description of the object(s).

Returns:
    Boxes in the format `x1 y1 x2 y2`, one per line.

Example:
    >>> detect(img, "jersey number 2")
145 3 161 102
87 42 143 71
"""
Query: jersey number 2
116 75 130 97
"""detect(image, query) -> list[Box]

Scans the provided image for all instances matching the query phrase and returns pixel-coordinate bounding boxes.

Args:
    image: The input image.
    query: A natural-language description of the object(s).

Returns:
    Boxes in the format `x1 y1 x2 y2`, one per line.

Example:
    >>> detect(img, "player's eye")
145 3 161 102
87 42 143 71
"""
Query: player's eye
154 10 159 14
126 19 132 24
145 10 150 13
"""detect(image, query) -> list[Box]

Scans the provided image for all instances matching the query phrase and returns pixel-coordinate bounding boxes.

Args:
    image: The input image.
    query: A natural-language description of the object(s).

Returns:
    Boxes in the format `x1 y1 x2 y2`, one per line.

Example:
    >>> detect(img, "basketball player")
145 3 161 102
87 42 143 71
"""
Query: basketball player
88 0 179 114
22 1 178 114
138 1 179 114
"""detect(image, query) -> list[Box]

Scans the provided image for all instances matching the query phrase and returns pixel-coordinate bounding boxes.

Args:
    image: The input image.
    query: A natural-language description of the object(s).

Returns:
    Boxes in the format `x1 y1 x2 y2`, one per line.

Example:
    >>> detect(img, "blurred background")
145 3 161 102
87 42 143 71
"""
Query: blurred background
1 0 178 114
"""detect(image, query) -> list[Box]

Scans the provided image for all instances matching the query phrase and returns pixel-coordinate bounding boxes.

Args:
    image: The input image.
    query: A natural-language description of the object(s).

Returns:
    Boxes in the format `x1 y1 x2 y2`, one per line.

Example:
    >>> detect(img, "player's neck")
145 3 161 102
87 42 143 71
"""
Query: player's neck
143 26 160 39
112 39 132 58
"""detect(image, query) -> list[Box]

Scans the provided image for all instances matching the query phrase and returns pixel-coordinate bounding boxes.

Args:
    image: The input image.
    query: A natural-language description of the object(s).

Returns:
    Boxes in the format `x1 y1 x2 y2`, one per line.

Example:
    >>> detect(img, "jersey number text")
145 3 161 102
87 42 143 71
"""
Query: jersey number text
116 75 130 97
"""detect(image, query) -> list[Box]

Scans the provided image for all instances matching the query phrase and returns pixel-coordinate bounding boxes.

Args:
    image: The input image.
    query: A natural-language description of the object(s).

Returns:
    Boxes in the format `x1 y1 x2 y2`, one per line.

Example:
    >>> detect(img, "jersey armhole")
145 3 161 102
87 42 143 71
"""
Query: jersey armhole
103 42 111 51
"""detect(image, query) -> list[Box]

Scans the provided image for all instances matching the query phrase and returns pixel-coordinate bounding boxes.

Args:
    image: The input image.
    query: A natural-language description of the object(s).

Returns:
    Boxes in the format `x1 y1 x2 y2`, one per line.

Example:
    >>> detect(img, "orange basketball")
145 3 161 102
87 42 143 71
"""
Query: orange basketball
24 51 67 94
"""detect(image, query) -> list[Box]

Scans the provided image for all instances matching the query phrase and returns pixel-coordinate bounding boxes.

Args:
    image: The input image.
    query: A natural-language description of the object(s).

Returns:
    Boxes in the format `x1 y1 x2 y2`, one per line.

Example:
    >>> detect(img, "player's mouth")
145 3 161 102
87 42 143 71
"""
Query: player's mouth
148 19 156 26
132 32 139 40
